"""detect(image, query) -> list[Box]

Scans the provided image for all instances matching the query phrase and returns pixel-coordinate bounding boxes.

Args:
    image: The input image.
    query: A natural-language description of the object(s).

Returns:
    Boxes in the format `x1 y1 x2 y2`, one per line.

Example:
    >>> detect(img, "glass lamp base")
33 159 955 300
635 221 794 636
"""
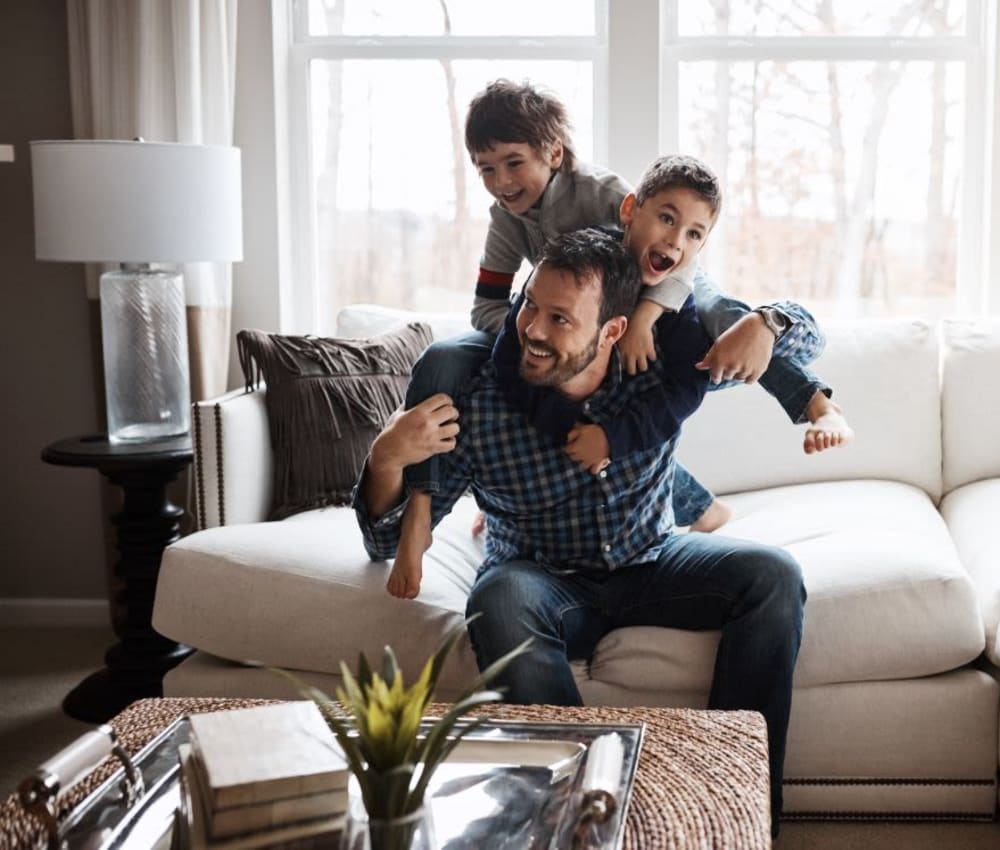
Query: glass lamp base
100 267 191 443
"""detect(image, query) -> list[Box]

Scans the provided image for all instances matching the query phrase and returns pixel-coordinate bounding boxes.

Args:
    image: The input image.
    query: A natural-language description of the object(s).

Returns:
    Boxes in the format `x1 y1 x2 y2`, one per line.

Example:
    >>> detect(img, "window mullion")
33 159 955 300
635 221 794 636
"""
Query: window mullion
607 0 661 184
671 35 976 62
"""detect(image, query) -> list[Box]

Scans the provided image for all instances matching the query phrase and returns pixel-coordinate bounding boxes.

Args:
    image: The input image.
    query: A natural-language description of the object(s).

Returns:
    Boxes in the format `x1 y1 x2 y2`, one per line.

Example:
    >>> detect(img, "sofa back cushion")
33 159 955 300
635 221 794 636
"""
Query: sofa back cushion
336 303 471 342
941 318 1000 493
676 318 943 500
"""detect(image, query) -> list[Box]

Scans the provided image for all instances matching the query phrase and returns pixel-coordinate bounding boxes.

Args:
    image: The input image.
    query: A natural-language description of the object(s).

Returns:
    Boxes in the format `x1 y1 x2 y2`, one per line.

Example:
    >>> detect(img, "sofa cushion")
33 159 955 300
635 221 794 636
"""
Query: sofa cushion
940 479 1000 667
155 479 984 698
677 318 942 500
942 318 1000 492
154 496 484 695
235 324 433 520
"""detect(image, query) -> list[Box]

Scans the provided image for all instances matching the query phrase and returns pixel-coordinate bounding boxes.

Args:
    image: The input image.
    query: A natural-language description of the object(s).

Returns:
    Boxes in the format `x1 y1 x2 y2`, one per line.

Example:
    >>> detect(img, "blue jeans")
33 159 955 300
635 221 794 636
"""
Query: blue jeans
404 330 495 492
465 533 806 827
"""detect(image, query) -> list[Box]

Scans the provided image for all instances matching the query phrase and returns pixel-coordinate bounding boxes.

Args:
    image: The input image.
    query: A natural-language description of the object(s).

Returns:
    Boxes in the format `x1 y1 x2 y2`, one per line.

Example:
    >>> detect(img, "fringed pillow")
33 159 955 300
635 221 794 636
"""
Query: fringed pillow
236 323 433 520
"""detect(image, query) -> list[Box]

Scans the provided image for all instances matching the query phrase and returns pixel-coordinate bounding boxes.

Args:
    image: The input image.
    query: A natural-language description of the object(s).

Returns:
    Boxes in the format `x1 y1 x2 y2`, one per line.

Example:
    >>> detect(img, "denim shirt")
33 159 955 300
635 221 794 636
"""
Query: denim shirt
354 300 711 572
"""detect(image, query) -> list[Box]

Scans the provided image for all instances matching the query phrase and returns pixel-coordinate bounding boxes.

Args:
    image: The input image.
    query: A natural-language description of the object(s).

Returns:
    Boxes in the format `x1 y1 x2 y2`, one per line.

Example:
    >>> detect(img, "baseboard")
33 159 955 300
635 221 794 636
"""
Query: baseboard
0 598 110 628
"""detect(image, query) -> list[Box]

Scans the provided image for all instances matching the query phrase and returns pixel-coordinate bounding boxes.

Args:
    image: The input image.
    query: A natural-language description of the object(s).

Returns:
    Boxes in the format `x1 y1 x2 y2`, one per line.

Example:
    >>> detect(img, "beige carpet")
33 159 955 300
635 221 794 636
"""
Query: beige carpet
1 625 998 848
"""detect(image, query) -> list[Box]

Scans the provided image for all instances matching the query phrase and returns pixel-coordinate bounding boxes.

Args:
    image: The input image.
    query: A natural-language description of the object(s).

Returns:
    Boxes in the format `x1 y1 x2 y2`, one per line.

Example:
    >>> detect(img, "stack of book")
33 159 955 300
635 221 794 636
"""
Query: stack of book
176 702 350 850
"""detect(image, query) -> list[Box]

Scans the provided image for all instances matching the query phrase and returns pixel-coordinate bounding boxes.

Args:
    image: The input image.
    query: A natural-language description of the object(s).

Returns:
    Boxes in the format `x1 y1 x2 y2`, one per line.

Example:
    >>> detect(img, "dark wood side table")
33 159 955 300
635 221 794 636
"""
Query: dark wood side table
41 434 196 723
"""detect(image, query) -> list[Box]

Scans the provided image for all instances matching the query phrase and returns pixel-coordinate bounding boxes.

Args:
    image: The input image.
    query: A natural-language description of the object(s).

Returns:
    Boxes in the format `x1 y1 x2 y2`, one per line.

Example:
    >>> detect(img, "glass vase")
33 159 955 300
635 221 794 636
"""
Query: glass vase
100 265 190 442
339 800 435 850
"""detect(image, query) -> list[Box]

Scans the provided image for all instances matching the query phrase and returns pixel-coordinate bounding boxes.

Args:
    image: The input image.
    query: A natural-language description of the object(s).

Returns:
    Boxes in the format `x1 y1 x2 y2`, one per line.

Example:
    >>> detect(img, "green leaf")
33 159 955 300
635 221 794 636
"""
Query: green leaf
381 645 400 687
357 652 374 690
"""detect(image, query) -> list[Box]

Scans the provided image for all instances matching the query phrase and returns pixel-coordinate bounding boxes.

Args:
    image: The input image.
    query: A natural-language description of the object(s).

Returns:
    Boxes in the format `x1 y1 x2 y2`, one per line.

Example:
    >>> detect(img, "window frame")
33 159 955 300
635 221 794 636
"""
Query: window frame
277 0 999 328
653 0 994 316
283 0 610 332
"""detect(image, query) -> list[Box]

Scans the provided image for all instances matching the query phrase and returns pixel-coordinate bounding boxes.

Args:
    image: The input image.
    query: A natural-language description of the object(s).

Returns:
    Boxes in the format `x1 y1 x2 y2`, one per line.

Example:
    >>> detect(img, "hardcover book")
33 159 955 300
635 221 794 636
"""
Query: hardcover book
187 702 349 810
177 744 346 850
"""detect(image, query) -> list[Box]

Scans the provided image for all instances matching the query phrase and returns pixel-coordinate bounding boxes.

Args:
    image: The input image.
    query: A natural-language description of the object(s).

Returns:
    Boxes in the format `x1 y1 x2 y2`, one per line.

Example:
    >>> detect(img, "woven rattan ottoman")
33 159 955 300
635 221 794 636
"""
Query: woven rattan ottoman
1 698 770 850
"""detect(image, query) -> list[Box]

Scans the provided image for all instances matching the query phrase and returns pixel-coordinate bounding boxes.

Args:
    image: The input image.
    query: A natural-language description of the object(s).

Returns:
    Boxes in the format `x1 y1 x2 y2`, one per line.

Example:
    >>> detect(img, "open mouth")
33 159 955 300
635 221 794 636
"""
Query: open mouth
525 342 554 360
650 251 675 273
500 190 524 206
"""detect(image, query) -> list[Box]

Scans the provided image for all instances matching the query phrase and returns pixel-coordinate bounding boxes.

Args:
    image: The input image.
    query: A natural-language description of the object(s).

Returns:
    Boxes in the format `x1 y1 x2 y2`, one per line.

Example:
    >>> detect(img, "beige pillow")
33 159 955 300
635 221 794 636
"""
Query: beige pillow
236 323 433 520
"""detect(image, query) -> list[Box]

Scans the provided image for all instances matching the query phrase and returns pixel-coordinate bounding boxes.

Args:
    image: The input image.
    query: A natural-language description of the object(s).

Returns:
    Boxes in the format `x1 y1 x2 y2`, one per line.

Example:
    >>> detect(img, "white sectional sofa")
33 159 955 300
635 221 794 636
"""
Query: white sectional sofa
152 307 1000 821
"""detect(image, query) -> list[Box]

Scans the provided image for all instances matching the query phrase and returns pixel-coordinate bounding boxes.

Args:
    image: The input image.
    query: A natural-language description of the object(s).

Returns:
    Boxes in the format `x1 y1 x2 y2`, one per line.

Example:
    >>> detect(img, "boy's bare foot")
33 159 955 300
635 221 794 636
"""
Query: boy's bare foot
803 394 855 455
690 498 732 533
387 492 433 599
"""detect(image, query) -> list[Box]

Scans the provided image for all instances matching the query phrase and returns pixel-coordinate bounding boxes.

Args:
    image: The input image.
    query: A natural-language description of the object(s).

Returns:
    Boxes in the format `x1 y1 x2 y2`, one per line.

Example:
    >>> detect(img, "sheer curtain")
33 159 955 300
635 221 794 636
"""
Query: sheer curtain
66 0 238 403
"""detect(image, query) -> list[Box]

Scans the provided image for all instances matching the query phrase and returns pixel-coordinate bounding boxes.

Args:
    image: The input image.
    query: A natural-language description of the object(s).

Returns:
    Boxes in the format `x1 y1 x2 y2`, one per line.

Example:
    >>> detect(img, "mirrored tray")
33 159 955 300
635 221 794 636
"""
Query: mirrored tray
56 716 644 850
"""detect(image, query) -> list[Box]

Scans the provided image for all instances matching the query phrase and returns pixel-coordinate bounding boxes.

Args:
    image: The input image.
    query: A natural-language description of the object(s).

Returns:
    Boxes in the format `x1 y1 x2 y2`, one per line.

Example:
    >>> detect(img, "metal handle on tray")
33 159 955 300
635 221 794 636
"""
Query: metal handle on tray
17 724 143 850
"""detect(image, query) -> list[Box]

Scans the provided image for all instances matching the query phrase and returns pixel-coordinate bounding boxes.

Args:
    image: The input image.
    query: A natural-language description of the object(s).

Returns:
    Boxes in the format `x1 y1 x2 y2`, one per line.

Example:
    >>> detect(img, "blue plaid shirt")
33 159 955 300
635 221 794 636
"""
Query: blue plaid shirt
355 299 712 572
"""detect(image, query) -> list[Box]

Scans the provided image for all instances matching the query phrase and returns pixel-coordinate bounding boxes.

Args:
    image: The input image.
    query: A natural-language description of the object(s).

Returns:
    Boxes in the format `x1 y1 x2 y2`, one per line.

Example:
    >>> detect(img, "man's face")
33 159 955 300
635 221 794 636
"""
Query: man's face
620 186 715 286
474 141 562 215
515 264 605 391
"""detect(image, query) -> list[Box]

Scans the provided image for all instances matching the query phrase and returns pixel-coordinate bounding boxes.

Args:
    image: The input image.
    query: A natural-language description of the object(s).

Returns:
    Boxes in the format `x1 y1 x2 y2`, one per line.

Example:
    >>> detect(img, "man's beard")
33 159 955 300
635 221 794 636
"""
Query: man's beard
519 332 600 387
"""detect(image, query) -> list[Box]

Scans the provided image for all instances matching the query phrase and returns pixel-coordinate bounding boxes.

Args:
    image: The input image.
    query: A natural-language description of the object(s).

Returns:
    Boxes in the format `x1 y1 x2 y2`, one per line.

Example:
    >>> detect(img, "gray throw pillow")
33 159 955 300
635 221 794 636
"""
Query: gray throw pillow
236 323 433 520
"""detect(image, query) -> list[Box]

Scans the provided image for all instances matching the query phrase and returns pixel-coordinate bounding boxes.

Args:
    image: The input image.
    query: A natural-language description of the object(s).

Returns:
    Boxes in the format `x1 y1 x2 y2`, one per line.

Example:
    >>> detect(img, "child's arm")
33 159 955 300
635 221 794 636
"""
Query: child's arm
619 263 699 375
592 304 713 462
693 271 827 396
694 309 782 385
471 206 529 334
565 423 611 474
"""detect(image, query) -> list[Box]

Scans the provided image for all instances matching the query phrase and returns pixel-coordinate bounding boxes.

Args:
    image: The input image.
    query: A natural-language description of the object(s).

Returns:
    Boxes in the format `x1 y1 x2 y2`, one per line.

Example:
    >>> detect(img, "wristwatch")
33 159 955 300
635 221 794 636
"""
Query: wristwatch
753 306 791 339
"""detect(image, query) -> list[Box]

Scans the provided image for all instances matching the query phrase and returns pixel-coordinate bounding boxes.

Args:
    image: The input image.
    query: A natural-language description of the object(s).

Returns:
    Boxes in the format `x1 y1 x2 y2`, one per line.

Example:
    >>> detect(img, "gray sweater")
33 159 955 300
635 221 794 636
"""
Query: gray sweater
473 161 694 333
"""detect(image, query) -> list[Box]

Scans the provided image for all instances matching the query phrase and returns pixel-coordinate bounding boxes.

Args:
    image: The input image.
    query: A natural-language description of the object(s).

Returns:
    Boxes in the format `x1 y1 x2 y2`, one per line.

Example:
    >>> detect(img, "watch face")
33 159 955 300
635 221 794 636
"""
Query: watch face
759 307 787 336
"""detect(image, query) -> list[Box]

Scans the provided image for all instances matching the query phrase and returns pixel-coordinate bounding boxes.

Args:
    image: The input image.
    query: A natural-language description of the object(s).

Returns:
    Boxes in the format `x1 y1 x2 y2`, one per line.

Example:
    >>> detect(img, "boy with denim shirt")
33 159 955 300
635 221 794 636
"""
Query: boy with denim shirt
387 81 848 598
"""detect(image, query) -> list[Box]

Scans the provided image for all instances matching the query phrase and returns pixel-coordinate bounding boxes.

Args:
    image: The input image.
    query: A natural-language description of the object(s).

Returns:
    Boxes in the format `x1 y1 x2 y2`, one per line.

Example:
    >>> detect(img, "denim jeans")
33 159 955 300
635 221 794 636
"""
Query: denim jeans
403 330 495 492
465 532 806 826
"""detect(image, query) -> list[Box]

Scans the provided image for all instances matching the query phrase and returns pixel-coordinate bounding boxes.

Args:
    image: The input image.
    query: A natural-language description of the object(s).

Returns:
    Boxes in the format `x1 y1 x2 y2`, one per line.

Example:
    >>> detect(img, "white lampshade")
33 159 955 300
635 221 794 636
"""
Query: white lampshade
30 140 243 263
30 139 243 443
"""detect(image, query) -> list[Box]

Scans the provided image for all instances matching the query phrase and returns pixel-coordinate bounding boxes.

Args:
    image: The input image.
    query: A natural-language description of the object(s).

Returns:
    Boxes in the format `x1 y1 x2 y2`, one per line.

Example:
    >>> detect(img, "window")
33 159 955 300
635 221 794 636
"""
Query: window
283 1 996 330
287 0 605 332
667 1 989 320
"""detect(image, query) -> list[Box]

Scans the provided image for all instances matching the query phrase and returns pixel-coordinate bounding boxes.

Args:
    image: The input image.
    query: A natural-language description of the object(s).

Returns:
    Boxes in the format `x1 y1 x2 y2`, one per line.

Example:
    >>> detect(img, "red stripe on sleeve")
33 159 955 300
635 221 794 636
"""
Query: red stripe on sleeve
477 267 515 287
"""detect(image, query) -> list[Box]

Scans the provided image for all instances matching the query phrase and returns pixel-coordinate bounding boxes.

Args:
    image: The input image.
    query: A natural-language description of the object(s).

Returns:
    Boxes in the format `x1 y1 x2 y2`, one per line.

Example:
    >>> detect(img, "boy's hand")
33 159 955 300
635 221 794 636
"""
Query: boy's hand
696 312 775 384
565 423 611 474
619 300 664 375
371 393 459 471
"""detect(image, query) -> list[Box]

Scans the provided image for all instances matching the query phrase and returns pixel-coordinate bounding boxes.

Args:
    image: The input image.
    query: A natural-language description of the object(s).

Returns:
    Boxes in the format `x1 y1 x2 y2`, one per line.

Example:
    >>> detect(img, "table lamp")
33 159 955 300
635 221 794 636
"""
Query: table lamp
30 140 243 443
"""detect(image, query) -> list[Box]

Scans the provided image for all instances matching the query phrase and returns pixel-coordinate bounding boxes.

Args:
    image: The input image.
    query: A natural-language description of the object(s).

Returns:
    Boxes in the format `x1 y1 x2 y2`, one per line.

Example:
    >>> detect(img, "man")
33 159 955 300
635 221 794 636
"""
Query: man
355 229 805 830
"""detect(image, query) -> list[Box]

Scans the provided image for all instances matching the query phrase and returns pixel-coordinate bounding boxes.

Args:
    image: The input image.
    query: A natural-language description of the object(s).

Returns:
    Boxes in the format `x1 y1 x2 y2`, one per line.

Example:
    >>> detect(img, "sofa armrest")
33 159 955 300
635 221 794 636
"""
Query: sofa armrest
192 388 272 528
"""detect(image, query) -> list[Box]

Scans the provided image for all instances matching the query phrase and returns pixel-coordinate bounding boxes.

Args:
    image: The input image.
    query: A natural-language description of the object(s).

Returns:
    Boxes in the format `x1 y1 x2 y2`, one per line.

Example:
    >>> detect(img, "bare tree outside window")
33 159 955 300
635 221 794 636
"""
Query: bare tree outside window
679 0 965 319
298 0 978 329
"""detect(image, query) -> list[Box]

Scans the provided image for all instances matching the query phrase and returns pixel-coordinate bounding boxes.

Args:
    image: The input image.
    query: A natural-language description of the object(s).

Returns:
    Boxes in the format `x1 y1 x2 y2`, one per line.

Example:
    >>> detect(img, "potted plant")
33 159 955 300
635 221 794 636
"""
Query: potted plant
274 617 529 850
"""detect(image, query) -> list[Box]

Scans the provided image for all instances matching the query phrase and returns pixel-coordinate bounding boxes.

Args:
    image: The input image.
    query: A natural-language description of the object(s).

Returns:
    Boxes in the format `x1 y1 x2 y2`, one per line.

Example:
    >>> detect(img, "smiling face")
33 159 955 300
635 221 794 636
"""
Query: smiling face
620 186 715 286
515 263 624 400
474 141 563 215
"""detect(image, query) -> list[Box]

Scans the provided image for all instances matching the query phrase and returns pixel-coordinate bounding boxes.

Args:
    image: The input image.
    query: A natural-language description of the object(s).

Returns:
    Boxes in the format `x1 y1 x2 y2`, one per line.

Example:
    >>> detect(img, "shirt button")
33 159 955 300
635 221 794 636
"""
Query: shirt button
583 402 591 413
603 544 611 553
598 470 608 479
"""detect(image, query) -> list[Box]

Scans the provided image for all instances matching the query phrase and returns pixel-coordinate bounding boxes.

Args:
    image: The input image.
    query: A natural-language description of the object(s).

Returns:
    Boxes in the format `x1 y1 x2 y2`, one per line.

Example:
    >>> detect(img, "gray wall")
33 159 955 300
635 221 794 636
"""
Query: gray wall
0 2 108 602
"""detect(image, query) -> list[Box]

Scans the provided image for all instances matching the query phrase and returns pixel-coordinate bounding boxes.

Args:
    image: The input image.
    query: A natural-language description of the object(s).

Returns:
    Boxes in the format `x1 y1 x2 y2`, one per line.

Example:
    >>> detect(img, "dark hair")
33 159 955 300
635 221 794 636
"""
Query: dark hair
635 154 722 218
538 228 641 325
465 79 576 172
